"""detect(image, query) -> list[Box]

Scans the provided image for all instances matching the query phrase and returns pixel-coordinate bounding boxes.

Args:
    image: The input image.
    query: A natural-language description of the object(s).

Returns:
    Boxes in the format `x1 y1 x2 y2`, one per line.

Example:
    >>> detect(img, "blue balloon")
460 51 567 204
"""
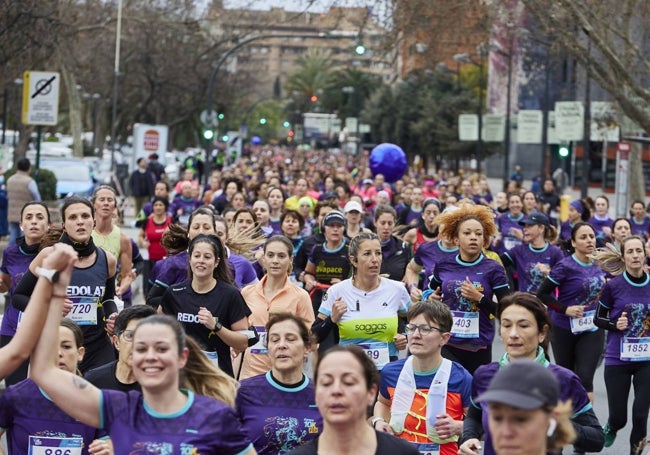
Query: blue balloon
369 143 407 183
251 136 262 145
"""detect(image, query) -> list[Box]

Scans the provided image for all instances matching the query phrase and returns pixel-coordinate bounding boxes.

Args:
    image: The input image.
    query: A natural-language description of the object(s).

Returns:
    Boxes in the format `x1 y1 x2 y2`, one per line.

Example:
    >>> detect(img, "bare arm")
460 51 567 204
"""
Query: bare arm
29 244 102 428
116 233 134 296
215 316 249 352
371 394 395 434
0 272 10 294
403 259 423 288
0 245 73 379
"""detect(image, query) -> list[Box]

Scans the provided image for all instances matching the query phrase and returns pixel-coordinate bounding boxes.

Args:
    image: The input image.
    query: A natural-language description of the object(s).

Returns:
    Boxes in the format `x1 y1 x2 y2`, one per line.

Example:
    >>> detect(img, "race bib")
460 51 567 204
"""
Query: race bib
620 337 650 362
415 443 440 455
451 311 479 338
28 435 83 455
359 342 390 368
69 297 98 326
249 326 268 355
570 310 597 334
201 350 219 367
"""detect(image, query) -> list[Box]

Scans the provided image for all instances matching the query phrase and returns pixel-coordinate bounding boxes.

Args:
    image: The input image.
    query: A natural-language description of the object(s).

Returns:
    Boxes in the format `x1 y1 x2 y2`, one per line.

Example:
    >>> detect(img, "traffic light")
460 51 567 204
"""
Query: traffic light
218 113 225 120
310 95 318 103
355 43 366 55
221 134 229 142
202 129 214 140
259 118 267 125
283 121 291 128
558 143 570 158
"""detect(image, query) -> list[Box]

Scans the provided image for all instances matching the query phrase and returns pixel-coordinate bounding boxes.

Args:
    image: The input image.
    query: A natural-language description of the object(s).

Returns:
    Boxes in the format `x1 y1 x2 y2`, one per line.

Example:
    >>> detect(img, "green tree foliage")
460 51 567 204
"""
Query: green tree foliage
364 69 477 166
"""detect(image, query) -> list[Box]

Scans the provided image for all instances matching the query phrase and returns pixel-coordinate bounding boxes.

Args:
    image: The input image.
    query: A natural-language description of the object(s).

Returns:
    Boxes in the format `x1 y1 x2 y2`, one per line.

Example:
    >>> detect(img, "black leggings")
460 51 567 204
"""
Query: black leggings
604 362 650 455
442 344 492 376
551 326 604 392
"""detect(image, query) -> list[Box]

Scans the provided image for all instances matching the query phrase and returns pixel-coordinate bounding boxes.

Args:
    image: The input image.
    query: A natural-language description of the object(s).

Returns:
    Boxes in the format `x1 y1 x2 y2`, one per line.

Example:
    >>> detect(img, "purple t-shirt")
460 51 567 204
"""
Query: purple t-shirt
429 254 509 347
169 197 202 225
495 213 524 254
0 379 104 455
471 360 593 455
589 215 613 243
598 273 650 366
414 240 458 289
629 216 650 238
402 208 422 226
547 255 606 330
503 242 565 293
149 250 189 288
100 389 253 454
559 220 573 242
236 372 322 455
149 249 257 290
0 244 36 337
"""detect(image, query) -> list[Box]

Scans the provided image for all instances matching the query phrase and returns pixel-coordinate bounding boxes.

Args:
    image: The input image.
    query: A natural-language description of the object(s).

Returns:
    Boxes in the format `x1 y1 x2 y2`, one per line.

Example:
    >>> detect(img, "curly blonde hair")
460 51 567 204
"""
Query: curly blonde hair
437 203 497 248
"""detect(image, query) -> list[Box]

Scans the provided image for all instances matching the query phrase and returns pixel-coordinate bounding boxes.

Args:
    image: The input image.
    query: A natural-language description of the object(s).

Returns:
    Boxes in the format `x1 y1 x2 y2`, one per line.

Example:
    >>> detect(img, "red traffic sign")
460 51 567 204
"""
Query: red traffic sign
618 142 631 152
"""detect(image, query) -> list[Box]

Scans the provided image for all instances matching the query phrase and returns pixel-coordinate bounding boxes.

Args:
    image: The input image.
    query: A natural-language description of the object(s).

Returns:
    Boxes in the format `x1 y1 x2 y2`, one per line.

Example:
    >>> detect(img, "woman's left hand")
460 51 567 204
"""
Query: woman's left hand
394 333 407 351
198 307 217 330
460 277 482 302
88 438 113 455
435 413 461 440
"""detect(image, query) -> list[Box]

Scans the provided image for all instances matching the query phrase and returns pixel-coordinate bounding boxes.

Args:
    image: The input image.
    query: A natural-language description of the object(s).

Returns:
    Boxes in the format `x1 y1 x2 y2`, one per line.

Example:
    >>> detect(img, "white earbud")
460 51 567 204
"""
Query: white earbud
547 417 557 437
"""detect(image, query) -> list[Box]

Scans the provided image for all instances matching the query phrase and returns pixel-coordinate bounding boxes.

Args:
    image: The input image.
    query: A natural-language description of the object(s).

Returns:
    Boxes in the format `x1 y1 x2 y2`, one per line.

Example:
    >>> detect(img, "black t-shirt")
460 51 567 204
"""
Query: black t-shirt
84 360 141 393
287 430 420 455
380 236 411 281
160 280 251 377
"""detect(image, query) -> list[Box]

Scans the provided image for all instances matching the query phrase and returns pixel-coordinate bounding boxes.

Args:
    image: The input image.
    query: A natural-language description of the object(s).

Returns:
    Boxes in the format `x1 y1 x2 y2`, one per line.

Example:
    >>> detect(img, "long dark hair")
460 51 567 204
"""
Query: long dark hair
188 234 233 284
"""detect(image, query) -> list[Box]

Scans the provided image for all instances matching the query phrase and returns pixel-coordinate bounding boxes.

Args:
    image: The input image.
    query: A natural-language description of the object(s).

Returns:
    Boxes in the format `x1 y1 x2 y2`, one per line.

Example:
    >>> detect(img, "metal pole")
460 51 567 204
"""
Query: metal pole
581 43 591 199
541 53 551 180
1 87 7 145
503 50 512 190
110 0 123 172
477 56 484 174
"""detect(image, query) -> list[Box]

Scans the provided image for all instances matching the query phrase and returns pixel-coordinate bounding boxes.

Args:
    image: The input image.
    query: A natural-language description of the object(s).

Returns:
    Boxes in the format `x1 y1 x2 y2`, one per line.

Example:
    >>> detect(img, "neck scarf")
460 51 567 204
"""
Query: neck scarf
18 236 40 255
60 232 96 257
390 356 456 444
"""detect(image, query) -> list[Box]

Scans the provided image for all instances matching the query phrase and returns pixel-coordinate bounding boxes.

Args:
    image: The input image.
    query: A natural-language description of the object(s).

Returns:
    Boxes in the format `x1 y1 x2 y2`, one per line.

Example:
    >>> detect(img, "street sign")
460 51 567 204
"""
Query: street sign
22 71 60 126
458 114 478 141
618 141 631 152
517 110 543 144
483 114 505 142
555 101 584 141
200 109 219 127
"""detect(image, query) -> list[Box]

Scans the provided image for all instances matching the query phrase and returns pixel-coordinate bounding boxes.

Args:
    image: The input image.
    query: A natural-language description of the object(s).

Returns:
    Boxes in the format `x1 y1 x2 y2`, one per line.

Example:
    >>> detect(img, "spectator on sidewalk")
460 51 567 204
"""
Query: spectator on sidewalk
130 158 155 216
6 158 40 246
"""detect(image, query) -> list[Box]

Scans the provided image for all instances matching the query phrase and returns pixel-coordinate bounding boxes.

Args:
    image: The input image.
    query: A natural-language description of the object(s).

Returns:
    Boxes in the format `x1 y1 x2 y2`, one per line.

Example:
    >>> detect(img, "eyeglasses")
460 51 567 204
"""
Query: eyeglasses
405 323 444 335
120 330 135 342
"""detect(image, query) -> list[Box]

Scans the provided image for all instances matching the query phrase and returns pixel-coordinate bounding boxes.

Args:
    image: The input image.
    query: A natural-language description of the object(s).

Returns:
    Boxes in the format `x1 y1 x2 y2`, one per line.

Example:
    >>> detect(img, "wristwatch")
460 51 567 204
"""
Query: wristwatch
214 319 223 332
35 267 60 284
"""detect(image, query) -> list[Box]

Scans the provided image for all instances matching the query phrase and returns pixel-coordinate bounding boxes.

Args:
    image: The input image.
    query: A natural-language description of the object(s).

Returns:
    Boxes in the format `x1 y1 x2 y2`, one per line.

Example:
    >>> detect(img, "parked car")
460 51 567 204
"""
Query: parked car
40 160 96 199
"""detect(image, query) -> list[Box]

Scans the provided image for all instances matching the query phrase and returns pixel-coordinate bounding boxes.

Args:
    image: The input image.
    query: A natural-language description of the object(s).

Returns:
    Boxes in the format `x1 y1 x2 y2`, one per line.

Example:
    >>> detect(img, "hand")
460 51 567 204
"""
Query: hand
512 228 524 240
330 298 348 323
105 312 118 335
602 226 612 237
409 287 423 303
61 298 73 317
88 438 113 455
428 286 443 301
435 413 461 440
459 438 482 455
535 262 550 276
374 420 395 434
394 333 407 351
198 307 217 330
460 277 481 302
617 311 629 331
41 243 79 295
566 305 585 318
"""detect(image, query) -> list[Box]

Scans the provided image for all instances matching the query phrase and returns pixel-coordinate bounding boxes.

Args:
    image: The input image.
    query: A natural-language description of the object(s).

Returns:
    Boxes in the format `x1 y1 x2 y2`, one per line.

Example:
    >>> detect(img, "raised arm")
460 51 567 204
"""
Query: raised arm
29 243 102 428
0 244 73 379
